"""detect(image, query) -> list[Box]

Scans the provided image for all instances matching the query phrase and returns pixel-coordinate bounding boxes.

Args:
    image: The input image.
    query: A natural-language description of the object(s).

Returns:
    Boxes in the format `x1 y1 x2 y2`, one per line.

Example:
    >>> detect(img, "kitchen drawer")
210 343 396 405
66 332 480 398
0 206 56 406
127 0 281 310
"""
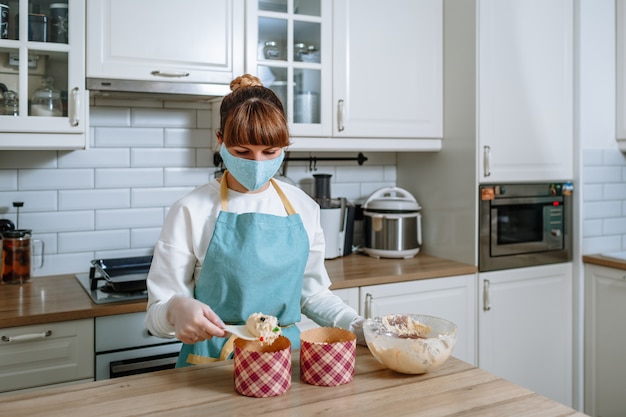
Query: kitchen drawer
96 312 174 352
0 319 94 393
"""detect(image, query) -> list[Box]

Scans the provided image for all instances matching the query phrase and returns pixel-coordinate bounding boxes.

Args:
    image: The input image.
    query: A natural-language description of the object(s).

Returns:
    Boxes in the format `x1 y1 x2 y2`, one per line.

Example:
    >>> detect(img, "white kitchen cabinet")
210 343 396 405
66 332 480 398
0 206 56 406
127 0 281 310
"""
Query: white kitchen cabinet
359 274 477 365
479 263 572 406
87 0 243 90
617 0 626 146
245 0 443 152
478 0 574 183
0 0 88 149
331 0 442 140
584 263 626 417
0 319 94 393
298 287 359 331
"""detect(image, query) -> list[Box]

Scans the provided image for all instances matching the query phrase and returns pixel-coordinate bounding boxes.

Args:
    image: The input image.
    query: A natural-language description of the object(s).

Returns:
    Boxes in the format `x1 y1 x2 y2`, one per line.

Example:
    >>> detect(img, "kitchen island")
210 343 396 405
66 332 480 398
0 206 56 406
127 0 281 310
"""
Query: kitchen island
2 346 584 417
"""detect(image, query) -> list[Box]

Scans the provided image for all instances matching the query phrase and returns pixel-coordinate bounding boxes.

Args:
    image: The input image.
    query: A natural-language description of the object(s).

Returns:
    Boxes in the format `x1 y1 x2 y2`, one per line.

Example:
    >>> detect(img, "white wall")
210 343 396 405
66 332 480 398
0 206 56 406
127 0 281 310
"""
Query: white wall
0 100 397 277
579 0 626 255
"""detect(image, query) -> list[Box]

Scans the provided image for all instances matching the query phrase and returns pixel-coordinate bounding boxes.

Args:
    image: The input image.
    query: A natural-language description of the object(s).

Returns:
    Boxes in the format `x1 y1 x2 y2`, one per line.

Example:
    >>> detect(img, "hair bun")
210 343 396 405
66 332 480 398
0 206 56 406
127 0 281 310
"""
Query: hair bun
230 74 263 92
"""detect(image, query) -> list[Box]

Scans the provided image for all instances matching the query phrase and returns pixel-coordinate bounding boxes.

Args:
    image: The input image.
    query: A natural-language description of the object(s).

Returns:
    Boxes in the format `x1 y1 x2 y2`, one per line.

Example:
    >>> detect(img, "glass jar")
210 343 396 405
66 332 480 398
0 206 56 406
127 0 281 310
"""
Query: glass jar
30 77 63 117
294 42 307 61
1 90 18 116
263 41 280 60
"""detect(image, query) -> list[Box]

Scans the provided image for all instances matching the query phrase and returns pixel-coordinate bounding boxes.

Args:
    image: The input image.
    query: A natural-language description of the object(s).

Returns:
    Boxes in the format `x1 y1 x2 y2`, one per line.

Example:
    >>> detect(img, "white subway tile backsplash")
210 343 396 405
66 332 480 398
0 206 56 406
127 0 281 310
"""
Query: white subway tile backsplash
19 169 94 190
165 128 213 148
583 184 603 201
96 168 164 188
196 110 212 129
583 201 622 219
583 219 603 237
604 183 626 200
583 166 622 184
97 208 164 230
21 210 94 233
196 148 217 167
603 149 626 165
164 167 213 187
131 108 196 128
131 148 196 167
132 187 194 208
0 191 58 213
59 189 130 210
90 106 131 127
32 252 95 278
59 229 130 253
0 170 17 191
0 103 398 275
582 147 626 254
583 235 622 255
95 127 164 148
583 149 603 166
0 150 58 169
58 148 131 168
131 227 162 248
603 217 626 235
35 232 58 255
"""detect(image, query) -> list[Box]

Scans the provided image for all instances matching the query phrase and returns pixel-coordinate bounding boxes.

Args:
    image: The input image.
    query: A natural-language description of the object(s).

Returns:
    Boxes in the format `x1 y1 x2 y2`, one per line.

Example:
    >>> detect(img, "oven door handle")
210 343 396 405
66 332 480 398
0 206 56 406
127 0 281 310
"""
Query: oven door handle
490 196 563 206
109 352 179 378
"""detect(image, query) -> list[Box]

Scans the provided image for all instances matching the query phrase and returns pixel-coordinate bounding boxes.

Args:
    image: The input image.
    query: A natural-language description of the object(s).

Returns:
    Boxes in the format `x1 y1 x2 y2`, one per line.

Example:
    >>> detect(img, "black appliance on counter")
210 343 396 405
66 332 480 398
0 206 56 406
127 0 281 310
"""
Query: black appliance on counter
76 256 152 304
478 182 573 272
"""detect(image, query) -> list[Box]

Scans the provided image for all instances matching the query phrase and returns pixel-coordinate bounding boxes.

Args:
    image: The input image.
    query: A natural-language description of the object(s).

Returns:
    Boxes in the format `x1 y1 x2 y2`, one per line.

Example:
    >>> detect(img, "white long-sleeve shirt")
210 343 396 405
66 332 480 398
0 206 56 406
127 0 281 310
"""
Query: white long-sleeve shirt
145 178 360 338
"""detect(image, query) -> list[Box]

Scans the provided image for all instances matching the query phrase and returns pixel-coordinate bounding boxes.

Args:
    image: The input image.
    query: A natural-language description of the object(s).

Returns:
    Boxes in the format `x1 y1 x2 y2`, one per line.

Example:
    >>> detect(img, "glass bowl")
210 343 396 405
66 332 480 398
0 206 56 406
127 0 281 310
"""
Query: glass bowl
363 314 457 374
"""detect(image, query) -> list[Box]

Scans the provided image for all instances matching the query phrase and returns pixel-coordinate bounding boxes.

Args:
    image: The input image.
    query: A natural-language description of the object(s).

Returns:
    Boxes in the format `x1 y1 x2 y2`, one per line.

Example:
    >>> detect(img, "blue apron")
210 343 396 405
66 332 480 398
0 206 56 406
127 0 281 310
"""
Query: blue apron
177 171 310 367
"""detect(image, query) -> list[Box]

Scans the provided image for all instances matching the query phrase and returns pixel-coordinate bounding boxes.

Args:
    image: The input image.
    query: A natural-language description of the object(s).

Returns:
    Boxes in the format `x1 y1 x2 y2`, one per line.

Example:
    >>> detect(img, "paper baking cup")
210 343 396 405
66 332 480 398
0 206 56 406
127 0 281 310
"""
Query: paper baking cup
300 327 356 386
233 336 291 398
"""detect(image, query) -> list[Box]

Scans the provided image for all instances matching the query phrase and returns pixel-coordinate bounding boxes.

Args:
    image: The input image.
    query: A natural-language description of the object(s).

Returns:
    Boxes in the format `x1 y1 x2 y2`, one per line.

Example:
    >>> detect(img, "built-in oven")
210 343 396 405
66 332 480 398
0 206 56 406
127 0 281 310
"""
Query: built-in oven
95 312 182 380
478 182 573 272
75 256 182 380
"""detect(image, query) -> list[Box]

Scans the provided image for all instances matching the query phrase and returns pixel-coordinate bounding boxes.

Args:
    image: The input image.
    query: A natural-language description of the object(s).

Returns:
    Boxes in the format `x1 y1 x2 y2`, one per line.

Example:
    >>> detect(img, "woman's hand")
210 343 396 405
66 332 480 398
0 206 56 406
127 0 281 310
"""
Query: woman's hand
167 295 227 344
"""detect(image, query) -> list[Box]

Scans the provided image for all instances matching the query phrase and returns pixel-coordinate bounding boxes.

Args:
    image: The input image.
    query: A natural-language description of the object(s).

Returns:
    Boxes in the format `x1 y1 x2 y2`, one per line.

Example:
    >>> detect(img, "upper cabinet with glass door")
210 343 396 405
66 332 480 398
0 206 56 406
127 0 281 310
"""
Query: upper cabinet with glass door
0 0 87 149
246 0 332 138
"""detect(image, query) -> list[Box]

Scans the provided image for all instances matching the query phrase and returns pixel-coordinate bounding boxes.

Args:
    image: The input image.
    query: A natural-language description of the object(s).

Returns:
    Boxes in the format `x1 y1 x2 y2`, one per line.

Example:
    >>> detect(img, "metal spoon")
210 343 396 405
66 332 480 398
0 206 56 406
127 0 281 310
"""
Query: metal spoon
223 324 257 341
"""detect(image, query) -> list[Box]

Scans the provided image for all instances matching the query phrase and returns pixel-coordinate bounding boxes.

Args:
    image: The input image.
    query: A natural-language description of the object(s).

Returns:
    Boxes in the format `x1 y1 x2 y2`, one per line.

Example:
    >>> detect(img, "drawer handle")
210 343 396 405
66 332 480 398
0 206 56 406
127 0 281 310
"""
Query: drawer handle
483 279 491 311
365 293 373 319
1 330 52 343
150 70 190 78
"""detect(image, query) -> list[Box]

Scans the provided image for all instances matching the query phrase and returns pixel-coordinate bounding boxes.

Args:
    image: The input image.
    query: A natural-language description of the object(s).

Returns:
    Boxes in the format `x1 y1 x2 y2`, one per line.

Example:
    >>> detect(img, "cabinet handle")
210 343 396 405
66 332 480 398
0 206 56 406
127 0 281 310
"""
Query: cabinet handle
1 330 52 343
365 293 373 319
150 70 190 78
483 279 491 311
337 99 345 132
69 87 80 127
483 146 491 177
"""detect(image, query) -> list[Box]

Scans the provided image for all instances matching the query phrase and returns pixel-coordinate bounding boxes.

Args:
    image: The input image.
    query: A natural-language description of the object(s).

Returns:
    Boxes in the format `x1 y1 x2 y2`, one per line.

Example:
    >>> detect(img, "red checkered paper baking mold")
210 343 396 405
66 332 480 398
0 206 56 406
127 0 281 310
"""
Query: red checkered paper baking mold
300 327 356 386
233 336 292 397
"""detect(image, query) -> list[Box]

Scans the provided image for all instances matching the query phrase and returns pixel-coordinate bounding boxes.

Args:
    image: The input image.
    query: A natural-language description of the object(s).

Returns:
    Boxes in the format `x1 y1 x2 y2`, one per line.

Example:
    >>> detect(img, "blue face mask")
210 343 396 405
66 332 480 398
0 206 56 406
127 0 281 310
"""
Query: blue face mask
219 145 285 191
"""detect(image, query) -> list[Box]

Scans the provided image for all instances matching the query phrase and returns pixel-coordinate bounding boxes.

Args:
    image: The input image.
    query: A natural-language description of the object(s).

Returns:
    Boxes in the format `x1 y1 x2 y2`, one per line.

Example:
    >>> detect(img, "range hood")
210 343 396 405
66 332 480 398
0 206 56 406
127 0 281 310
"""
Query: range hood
86 78 231 102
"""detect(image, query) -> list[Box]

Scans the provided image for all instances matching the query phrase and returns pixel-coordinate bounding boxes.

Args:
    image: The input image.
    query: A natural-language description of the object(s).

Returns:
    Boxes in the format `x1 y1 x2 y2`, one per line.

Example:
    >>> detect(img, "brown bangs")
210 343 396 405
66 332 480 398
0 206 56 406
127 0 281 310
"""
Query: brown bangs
222 99 290 148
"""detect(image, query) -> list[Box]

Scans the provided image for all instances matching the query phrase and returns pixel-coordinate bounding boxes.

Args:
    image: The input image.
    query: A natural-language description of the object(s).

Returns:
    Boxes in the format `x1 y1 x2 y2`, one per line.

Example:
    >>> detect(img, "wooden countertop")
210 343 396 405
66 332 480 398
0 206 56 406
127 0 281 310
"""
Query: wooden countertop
326 253 477 289
0 253 477 329
582 253 626 271
1 346 584 417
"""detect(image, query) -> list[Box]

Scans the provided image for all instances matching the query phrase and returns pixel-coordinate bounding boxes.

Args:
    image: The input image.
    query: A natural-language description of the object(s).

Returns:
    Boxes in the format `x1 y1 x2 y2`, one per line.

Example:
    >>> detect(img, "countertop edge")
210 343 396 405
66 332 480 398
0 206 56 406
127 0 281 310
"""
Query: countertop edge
1 254 477 329
582 254 626 271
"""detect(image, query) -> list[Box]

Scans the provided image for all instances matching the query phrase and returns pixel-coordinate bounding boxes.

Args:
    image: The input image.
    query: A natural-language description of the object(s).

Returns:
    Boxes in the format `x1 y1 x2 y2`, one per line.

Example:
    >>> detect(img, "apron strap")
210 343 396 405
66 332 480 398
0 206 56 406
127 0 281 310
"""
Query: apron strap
220 170 296 215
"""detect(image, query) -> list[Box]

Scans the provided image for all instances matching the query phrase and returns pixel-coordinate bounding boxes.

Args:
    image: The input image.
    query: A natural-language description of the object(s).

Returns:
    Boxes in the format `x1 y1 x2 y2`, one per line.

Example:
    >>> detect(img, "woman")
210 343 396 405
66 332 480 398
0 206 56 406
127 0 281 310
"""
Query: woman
145 74 363 366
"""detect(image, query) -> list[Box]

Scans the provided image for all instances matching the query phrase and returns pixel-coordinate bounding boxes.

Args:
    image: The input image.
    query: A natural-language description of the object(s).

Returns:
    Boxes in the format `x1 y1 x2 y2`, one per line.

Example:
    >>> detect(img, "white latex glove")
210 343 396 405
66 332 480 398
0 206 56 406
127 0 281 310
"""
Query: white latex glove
349 316 367 346
166 295 227 344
